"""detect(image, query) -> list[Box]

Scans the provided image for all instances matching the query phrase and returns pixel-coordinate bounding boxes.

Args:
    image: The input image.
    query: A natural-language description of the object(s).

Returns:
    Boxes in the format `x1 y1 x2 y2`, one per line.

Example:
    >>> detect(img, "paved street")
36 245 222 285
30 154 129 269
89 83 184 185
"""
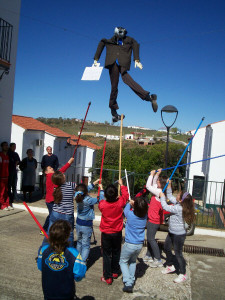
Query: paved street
0 208 225 300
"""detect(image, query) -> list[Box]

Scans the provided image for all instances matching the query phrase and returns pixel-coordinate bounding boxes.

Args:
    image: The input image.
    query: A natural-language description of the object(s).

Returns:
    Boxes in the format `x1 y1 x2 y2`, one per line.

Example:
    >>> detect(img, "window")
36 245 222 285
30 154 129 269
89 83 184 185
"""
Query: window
192 176 205 200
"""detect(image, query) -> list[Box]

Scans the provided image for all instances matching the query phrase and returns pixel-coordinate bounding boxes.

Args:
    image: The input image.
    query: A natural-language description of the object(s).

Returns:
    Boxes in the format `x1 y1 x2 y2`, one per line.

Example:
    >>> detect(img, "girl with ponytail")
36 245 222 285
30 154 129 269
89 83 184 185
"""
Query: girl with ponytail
159 180 195 284
48 171 76 247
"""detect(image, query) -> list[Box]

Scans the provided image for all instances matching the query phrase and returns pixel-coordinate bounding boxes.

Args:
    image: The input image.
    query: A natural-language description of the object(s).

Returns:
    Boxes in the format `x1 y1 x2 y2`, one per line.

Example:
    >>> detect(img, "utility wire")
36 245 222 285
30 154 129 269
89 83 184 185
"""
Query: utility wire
1 7 99 41
2 7 224 44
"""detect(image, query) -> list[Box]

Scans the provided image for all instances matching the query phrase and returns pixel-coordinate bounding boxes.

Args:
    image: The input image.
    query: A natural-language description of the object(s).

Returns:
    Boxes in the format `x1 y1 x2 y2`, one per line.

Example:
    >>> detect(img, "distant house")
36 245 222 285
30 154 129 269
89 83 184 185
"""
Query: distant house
186 119 225 208
124 134 134 140
137 138 155 146
11 115 101 190
95 133 120 140
127 126 151 130
158 127 167 132
131 132 145 140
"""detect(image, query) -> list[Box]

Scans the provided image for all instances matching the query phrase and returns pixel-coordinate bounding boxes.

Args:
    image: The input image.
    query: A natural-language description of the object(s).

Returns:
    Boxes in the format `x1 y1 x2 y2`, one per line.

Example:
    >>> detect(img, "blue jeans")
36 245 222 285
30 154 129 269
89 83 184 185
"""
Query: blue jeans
48 210 74 247
76 224 93 262
119 242 143 287
43 202 54 231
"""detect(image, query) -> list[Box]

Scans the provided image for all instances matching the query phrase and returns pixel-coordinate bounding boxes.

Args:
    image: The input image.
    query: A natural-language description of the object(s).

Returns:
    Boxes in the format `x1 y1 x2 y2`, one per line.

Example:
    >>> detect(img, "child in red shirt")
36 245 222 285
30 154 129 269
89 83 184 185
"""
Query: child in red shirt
98 179 129 285
41 157 74 233
145 169 168 268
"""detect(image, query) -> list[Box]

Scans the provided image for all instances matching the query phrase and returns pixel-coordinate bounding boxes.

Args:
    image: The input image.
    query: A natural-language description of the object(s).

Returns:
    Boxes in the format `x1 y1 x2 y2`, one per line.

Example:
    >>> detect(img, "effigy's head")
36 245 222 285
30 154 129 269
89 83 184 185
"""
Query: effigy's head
114 27 127 38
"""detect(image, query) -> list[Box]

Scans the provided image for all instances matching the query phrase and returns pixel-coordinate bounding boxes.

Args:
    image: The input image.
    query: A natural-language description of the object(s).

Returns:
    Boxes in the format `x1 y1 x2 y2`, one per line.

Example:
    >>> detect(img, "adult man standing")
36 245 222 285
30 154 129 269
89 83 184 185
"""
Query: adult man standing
0 142 10 210
41 146 59 197
8 143 20 206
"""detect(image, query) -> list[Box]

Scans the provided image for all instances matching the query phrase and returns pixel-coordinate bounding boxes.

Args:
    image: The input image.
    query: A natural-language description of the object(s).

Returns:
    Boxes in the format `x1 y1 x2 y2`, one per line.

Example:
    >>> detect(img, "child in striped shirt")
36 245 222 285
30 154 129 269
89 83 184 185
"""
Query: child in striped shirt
48 170 76 247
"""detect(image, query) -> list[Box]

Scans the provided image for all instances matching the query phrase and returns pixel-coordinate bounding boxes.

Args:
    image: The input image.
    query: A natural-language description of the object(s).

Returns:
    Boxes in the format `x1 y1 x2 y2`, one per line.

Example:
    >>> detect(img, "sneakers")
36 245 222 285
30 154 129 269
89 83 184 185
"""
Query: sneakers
143 255 154 263
161 265 176 274
112 114 125 123
123 284 133 293
145 93 158 112
40 230 45 236
174 274 187 283
112 273 119 279
101 277 112 285
8 206 14 210
149 259 163 268
2 207 9 211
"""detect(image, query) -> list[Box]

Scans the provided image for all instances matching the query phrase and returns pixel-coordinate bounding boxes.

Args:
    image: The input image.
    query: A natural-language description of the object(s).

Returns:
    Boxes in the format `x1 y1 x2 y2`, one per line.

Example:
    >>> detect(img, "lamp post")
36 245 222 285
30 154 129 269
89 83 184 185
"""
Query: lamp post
161 105 178 171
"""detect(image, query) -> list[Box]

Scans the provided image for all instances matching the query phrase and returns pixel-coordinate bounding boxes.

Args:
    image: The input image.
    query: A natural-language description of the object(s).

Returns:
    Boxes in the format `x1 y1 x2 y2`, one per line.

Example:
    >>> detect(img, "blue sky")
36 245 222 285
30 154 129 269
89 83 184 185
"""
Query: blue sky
12 0 225 132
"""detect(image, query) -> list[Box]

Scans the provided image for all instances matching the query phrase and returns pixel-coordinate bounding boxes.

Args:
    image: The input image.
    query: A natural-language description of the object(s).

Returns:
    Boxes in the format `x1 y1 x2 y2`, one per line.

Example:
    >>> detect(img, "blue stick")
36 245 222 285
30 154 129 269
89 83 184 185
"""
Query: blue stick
162 117 205 193
160 154 225 172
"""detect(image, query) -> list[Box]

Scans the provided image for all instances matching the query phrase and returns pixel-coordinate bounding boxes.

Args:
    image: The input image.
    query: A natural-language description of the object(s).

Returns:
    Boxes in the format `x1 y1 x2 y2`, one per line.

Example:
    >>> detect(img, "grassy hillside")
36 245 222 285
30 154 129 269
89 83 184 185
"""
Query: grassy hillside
37 117 190 147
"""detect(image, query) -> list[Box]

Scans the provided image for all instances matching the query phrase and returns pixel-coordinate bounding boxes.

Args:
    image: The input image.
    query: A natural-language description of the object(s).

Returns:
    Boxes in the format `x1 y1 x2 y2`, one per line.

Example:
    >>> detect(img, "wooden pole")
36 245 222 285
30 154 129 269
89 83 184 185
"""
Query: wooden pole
118 114 124 195
97 138 107 198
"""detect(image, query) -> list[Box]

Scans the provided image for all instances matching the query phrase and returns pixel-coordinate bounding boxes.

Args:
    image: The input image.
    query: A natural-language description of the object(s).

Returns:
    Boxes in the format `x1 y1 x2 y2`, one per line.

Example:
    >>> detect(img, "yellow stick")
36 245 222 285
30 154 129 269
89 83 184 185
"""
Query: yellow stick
118 114 124 195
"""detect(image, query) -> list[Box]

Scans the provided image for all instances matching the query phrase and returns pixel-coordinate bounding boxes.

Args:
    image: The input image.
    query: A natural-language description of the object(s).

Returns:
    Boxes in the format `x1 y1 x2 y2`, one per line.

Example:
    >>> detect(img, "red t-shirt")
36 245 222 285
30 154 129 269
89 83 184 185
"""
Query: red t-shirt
45 163 70 203
0 152 9 178
99 185 129 234
148 195 164 224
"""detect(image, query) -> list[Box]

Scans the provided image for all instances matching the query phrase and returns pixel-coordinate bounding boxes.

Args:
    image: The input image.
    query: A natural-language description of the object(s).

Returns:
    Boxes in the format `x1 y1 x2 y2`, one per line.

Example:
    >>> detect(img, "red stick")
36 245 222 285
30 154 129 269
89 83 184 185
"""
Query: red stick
97 138 107 198
23 202 49 239
73 102 91 158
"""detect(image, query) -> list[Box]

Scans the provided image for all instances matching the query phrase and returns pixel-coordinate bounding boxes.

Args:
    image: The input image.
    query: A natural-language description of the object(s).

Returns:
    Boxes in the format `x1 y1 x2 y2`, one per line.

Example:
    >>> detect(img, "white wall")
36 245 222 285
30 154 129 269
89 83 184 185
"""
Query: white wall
187 121 225 206
84 147 95 183
43 133 55 153
125 134 134 140
0 0 21 143
11 123 25 159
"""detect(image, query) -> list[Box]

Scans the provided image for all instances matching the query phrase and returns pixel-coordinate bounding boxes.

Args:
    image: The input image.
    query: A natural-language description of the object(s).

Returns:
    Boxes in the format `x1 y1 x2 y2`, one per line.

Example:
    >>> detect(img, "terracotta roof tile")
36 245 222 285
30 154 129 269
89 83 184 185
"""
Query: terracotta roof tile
12 115 70 138
12 115 101 150
68 135 101 150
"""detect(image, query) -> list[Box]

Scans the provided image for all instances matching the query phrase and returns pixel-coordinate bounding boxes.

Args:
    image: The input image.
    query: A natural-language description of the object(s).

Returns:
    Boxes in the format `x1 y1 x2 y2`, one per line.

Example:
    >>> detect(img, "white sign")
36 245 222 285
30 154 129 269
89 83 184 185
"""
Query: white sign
81 63 103 81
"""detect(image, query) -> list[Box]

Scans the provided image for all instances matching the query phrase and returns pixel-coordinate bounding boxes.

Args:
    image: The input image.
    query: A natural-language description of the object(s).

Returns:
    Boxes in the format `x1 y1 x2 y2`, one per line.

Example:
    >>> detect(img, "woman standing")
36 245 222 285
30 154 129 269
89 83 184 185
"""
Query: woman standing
20 149 37 202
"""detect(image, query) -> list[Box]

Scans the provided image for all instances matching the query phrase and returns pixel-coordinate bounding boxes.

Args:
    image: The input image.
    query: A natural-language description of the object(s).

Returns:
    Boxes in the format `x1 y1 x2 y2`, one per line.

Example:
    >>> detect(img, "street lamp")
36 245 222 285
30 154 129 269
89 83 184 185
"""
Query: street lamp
161 105 178 171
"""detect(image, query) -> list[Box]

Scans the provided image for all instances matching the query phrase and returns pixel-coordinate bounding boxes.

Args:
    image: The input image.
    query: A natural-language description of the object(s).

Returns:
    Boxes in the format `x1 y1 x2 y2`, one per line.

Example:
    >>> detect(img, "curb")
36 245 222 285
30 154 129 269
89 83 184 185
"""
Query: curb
13 203 102 223
13 203 225 238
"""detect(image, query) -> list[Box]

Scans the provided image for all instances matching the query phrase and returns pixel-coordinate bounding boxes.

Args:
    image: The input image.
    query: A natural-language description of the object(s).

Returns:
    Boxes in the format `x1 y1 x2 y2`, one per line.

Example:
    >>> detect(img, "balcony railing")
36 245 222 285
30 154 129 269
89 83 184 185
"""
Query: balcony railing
0 18 13 70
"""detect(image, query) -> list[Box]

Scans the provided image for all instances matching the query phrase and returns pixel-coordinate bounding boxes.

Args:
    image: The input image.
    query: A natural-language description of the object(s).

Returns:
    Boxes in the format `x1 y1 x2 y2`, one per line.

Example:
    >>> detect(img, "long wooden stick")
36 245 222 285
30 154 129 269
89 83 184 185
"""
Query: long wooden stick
97 137 107 198
118 114 124 195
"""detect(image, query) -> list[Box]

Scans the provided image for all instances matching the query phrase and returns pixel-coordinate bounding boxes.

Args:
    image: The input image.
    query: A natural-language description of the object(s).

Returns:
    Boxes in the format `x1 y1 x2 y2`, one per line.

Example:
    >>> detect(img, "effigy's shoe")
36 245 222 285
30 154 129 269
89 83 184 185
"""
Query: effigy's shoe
112 114 125 123
145 93 158 113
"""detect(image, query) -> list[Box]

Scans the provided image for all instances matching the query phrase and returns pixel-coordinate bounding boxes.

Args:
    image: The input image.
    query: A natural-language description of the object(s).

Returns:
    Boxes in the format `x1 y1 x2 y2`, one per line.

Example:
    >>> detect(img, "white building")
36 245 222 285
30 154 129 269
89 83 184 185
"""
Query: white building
67 135 100 185
124 134 134 140
0 0 21 144
186 120 225 208
11 115 100 190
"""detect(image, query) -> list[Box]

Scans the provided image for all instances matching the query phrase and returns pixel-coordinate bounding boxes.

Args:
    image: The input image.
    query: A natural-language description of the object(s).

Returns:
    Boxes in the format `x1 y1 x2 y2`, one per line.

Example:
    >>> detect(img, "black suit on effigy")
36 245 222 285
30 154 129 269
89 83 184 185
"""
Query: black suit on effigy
94 36 149 110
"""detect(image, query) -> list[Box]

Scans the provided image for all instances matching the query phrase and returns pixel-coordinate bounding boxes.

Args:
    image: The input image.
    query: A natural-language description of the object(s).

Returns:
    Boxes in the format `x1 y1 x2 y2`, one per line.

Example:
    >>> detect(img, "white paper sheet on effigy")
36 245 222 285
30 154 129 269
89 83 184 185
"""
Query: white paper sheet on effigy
81 63 103 81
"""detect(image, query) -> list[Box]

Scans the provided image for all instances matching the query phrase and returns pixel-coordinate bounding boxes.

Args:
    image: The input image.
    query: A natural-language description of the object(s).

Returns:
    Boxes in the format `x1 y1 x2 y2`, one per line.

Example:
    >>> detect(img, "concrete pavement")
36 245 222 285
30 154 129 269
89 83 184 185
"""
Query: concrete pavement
1 206 225 300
